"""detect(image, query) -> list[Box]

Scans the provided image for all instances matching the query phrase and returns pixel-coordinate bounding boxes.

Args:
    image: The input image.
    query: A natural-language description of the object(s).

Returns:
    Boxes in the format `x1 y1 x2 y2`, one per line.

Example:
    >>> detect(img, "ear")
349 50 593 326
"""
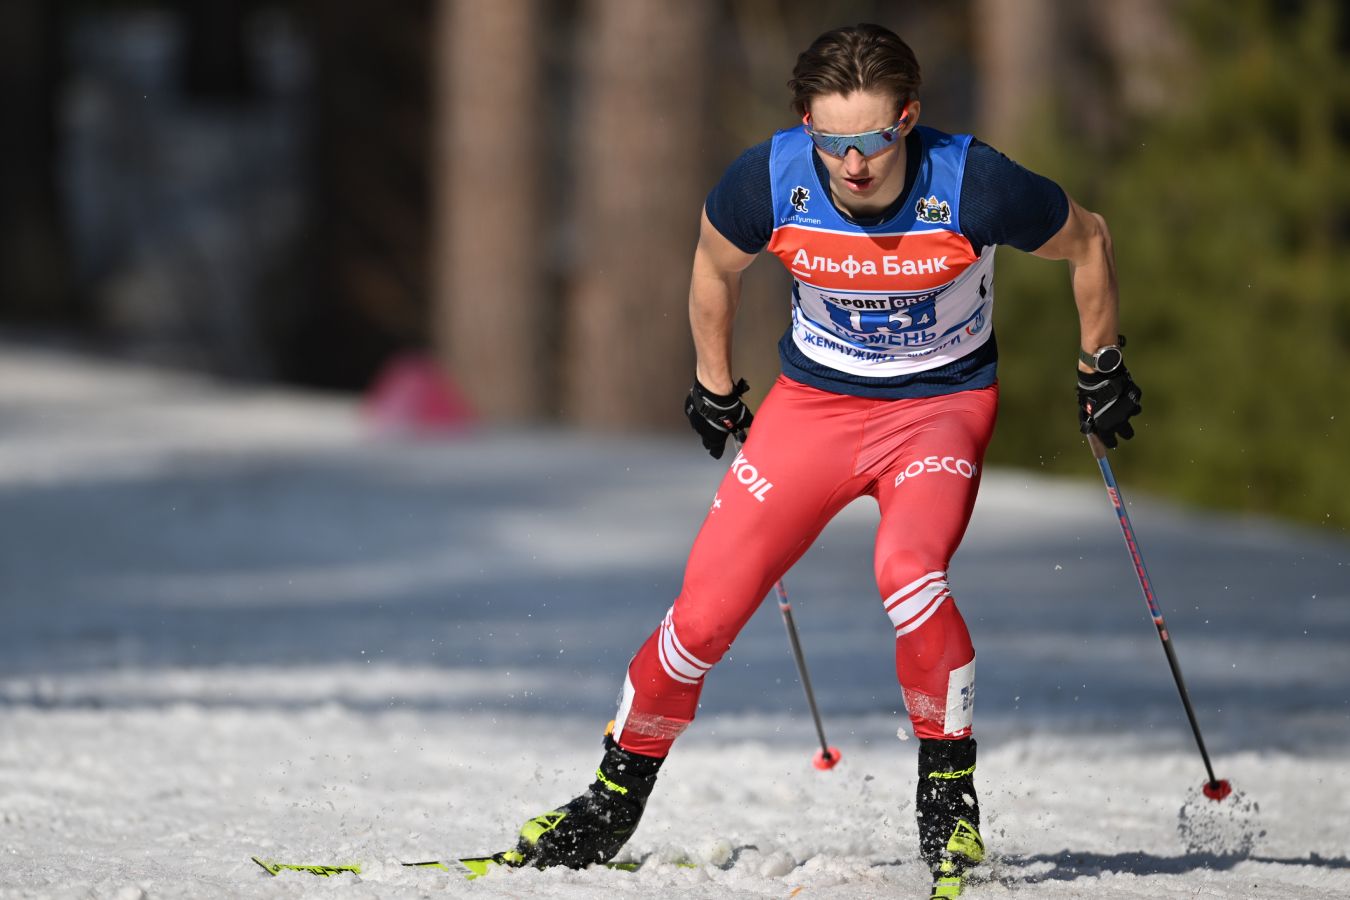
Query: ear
899 99 922 133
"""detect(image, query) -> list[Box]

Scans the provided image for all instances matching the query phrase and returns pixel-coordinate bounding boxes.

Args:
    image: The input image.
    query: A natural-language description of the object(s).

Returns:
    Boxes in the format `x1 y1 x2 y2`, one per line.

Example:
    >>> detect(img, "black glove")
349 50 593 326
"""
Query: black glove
684 378 753 459
1077 366 1142 449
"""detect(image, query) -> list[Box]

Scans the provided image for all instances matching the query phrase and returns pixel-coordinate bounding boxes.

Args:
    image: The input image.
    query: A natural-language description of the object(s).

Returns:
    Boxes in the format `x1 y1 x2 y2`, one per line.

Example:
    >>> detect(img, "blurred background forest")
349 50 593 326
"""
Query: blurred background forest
1 0 1346 529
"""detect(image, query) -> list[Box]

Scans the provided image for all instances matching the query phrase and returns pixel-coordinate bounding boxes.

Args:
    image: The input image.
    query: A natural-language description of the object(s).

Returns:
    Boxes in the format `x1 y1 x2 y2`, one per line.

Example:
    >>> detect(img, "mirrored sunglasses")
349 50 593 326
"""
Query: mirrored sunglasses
804 120 905 159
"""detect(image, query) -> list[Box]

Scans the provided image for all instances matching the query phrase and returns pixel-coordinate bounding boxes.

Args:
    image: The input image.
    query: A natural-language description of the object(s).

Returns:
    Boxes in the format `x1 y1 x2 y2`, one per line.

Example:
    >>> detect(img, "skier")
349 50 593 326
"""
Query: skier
502 23 1141 898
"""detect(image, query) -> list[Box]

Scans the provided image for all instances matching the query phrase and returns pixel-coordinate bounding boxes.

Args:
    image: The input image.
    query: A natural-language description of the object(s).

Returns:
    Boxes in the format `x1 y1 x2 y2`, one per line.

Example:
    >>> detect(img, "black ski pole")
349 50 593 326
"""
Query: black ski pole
1086 432 1230 800
773 577 841 770
729 437 839 770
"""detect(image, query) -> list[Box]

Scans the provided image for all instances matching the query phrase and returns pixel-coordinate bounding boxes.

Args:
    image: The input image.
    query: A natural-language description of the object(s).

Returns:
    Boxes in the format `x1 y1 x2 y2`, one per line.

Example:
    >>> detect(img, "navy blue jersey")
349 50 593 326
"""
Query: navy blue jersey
705 127 1069 398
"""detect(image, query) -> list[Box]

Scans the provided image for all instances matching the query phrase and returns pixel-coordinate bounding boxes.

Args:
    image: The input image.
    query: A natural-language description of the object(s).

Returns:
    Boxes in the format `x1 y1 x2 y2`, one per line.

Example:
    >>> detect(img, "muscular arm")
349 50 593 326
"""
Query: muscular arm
690 207 758 394
1030 196 1120 371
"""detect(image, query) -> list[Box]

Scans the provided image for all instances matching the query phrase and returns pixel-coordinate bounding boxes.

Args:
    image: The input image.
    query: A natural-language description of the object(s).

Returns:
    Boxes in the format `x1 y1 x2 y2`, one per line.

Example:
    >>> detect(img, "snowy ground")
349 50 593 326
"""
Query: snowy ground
1 343 1347 899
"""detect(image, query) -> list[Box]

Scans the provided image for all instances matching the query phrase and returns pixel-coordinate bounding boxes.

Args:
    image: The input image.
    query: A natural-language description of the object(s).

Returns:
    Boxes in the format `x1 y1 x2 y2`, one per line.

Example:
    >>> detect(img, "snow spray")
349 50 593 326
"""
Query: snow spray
1176 781 1264 856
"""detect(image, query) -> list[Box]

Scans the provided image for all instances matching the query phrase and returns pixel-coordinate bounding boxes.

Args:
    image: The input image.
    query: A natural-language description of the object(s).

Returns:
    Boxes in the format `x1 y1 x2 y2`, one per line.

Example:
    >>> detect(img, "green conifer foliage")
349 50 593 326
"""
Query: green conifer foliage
992 0 1349 528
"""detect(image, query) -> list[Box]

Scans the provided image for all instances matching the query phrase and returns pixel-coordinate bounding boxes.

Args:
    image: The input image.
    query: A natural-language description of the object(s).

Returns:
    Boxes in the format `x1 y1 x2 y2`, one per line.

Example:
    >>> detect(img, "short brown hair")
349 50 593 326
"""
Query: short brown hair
788 24 922 117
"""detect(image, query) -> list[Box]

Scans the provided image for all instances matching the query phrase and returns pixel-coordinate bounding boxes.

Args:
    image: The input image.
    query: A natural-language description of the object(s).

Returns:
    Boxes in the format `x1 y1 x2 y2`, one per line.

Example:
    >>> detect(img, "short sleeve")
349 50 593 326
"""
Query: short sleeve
704 140 774 254
960 139 1069 252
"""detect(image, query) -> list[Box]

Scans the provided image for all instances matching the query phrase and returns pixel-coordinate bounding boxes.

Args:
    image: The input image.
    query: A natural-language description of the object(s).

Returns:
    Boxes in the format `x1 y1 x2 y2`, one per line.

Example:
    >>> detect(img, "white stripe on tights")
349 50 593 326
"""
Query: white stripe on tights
883 571 948 629
658 609 711 684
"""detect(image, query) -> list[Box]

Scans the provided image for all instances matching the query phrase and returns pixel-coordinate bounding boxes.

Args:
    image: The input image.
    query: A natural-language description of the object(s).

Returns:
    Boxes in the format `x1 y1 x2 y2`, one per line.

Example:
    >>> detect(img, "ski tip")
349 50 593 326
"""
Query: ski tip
251 857 361 878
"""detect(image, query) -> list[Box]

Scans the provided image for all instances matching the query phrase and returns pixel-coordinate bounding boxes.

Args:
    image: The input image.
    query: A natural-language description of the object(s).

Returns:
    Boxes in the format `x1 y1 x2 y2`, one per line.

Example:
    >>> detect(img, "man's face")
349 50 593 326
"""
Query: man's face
805 89 918 215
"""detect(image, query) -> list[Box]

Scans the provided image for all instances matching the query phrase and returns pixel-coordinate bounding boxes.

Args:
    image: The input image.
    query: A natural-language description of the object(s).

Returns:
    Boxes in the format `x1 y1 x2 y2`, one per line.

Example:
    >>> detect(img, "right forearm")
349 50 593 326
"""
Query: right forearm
687 207 757 395
683 209 759 458
688 263 741 395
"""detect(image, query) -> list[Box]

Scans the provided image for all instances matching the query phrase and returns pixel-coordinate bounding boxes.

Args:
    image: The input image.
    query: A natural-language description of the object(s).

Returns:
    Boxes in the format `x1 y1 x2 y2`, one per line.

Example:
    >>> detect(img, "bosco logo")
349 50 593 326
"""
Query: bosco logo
894 455 979 487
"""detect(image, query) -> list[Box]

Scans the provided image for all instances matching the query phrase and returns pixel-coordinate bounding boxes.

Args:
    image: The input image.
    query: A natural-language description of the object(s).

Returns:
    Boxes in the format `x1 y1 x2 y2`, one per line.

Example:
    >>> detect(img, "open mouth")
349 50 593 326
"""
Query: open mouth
843 176 874 192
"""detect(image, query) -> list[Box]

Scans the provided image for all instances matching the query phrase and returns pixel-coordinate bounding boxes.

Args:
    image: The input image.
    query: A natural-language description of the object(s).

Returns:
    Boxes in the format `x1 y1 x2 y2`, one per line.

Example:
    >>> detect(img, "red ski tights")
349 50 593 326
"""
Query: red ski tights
612 375 997 756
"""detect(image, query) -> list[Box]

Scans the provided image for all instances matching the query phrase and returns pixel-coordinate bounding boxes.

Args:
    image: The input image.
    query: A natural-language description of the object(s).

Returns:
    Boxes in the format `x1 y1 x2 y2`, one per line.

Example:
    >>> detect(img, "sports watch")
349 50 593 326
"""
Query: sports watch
1079 336 1126 374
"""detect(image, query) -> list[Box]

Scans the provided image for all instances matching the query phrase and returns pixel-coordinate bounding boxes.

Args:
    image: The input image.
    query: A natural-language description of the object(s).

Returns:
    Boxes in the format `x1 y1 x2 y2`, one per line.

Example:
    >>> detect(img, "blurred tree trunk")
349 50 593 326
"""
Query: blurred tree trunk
431 0 546 419
974 1 1182 158
1054 3 1181 149
563 0 713 429
971 0 1057 155
1090 0 1184 115
0 0 71 321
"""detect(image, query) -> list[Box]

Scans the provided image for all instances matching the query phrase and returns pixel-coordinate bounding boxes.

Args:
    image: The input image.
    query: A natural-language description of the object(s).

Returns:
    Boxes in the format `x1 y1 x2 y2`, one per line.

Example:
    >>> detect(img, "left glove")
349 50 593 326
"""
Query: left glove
1077 366 1142 449
684 378 753 459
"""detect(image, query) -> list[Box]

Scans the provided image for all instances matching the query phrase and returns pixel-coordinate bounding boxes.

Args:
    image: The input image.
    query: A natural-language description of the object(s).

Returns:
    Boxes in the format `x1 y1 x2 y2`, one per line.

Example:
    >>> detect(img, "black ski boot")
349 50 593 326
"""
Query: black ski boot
513 735 663 869
917 737 985 898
